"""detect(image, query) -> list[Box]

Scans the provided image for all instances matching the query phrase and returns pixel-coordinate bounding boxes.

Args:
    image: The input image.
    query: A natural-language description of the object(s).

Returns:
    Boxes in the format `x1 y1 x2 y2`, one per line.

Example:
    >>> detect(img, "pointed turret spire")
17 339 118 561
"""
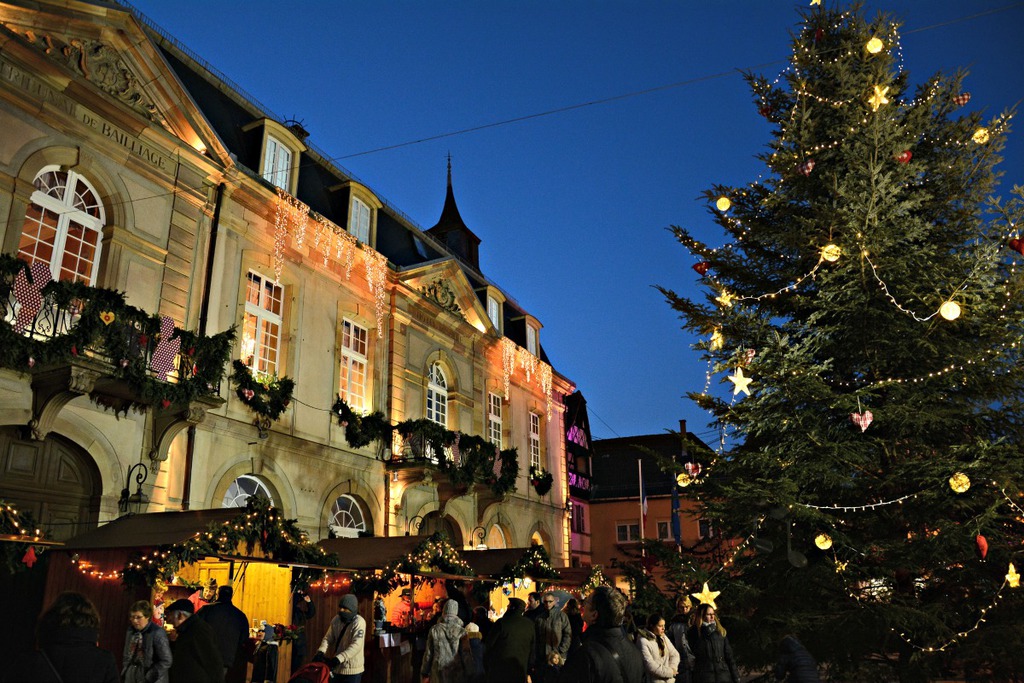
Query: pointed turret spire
427 155 481 270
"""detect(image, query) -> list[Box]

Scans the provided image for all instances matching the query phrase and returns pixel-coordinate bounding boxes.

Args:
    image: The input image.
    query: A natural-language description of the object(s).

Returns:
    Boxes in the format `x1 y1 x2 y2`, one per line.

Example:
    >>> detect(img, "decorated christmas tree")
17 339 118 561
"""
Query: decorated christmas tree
660 5 1024 680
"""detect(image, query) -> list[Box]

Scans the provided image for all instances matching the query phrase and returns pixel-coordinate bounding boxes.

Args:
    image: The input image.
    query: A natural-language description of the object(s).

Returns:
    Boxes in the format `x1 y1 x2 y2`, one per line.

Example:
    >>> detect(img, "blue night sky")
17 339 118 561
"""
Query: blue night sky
125 1 1024 442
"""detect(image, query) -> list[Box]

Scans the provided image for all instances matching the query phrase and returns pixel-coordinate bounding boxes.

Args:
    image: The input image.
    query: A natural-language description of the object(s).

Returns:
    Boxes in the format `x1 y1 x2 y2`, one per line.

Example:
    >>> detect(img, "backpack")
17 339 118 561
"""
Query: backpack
288 661 332 683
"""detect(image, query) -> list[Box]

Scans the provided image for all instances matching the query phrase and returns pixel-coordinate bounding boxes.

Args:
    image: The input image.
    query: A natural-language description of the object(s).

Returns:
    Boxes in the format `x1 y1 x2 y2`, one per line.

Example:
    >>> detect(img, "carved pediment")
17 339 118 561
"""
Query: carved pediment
3 24 169 130
399 260 490 331
420 278 463 318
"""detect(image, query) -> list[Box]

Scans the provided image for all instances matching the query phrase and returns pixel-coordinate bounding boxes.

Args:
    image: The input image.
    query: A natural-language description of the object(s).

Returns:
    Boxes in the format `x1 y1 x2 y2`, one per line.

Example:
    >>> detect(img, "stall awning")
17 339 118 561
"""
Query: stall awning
61 510 243 550
318 535 426 571
461 547 534 578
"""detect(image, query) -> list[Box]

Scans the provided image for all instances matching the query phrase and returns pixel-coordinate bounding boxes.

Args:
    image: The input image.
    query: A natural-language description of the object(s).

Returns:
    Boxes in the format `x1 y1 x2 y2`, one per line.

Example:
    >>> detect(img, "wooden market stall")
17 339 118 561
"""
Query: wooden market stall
44 503 340 683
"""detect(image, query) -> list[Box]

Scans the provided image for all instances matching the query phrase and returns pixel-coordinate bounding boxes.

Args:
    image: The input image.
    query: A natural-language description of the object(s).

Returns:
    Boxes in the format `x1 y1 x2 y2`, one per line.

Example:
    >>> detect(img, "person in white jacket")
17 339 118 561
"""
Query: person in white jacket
637 613 681 683
315 594 366 682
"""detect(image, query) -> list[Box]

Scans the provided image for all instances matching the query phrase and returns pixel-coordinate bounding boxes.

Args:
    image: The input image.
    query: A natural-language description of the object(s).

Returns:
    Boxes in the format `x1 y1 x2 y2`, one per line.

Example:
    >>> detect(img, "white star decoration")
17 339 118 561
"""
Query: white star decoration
728 367 753 396
691 582 721 609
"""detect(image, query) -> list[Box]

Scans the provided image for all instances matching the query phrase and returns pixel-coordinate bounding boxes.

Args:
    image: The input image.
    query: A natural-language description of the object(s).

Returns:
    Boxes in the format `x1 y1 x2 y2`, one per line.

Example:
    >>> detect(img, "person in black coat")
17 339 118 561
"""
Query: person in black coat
3 591 119 683
557 586 645 683
165 598 224 683
195 585 249 683
562 598 584 655
774 635 820 683
687 604 739 683
290 588 317 674
483 598 536 683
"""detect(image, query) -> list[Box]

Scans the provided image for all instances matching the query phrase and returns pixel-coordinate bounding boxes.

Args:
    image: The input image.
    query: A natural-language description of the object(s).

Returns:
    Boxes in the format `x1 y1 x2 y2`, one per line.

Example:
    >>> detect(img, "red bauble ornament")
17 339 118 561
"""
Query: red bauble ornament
952 92 971 107
22 546 37 568
976 534 988 559
798 159 816 176
692 262 710 275
70 345 78 356
814 27 824 42
759 105 773 118
1008 238 1024 255
896 150 912 164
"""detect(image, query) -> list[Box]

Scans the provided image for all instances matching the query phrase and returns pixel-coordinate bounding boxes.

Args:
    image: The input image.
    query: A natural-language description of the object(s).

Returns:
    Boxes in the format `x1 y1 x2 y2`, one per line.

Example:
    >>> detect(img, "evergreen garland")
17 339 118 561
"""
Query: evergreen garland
0 501 46 574
230 360 295 422
0 256 234 413
494 543 561 585
350 532 474 596
121 495 338 590
529 465 553 496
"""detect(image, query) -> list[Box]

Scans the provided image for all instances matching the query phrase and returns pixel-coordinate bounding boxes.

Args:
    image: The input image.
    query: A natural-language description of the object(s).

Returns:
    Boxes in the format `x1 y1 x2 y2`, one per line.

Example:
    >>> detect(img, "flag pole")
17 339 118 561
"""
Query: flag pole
638 458 645 560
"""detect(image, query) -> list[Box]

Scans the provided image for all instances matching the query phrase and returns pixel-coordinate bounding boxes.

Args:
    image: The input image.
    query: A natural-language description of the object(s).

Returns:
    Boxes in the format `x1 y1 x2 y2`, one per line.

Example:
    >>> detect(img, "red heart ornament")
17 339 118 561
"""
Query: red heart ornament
976 534 988 560
692 262 710 275
896 150 912 164
684 462 701 478
952 92 971 107
161 399 171 409
798 159 816 176
850 411 873 432
1008 238 1024 255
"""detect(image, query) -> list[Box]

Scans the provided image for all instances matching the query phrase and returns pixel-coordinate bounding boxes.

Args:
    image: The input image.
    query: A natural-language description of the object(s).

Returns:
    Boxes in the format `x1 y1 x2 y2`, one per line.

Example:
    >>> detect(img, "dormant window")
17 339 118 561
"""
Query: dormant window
487 392 502 448
262 135 292 190
426 362 448 427
18 168 105 285
339 319 369 411
529 413 541 470
242 271 284 377
349 196 371 243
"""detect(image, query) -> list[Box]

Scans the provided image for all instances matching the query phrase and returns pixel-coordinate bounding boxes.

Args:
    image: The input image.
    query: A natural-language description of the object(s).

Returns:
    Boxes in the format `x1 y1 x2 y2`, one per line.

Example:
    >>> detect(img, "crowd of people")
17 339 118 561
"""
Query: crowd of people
2 586 819 683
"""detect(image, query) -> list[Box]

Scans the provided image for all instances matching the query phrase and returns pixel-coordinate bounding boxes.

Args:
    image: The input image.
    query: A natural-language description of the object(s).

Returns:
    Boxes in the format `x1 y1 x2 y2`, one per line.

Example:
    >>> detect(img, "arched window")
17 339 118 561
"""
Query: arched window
328 494 367 538
222 475 274 508
18 167 105 285
485 524 507 549
426 362 448 427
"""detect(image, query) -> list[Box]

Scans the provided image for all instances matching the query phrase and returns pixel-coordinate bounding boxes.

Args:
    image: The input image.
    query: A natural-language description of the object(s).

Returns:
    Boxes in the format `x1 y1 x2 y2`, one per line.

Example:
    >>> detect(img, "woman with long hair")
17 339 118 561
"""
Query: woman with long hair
686 604 739 683
637 613 680 683
561 598 583 654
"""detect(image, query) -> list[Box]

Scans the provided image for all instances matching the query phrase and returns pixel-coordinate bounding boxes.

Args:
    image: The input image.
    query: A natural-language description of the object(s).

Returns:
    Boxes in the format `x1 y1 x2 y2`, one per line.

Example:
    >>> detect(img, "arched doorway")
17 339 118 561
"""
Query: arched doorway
419 511 462 544
0 427 101 541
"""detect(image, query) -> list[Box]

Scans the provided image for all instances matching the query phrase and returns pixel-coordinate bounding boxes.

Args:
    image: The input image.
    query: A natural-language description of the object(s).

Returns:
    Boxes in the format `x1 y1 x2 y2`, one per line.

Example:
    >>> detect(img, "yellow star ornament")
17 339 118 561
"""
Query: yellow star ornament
715 291 736 308
691 582 721 609
809 0 821 5
709 329 724 351
1008 563 1020 589
728 367 754 396
868 85 890 112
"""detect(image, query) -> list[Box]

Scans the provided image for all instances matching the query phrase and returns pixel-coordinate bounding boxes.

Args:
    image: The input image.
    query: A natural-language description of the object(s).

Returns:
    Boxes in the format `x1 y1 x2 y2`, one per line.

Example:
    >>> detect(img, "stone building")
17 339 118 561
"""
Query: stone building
0 0 575 564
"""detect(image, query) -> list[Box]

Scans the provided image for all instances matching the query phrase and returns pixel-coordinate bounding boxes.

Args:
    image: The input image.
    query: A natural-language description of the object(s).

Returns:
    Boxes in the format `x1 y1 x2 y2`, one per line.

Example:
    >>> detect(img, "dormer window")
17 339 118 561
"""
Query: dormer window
341 182 382 247
526 324 538 356
263 135 292 190
484 286 505 335
350 196 371 243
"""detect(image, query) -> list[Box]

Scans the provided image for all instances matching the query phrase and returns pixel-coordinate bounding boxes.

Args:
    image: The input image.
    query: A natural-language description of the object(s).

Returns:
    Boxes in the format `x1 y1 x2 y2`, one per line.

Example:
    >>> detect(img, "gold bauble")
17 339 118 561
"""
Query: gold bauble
948 472 971 494
814 533 833 550
939 300 961 321
973 128 990 144
821 244 842 262
865 37 884 54
676 472 693 488
716 196 732 212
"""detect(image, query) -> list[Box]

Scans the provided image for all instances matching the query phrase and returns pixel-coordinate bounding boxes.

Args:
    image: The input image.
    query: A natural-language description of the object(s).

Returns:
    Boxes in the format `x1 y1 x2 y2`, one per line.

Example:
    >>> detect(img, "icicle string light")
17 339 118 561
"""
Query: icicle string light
363 250 389 336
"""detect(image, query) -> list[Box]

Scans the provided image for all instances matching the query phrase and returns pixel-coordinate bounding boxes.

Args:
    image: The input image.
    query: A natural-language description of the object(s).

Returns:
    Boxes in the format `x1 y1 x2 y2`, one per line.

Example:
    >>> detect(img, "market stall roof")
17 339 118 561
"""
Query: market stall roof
318 535 425 571
461 547 534 578
61 509 239 550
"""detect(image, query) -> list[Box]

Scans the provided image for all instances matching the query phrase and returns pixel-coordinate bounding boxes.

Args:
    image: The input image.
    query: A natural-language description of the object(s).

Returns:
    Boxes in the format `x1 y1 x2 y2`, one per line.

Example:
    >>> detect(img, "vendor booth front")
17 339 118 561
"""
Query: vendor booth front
43 498 338 683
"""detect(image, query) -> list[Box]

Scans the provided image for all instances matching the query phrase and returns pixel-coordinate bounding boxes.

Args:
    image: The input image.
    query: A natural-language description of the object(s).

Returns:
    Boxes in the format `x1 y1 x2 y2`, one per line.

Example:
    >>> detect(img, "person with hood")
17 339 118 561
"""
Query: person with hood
4 591 119 683
464 622 485 682
774 635 820 683
290 589 317 674
686 604 739 683
556 586 645 683
195 585 249 683
483 598 535 683
533 592 571 682
421 599 471 683
250 622 279 683
164 598 223 683
637 613 680 683
315 594 366 682
122 600 172 683
667 597 695 683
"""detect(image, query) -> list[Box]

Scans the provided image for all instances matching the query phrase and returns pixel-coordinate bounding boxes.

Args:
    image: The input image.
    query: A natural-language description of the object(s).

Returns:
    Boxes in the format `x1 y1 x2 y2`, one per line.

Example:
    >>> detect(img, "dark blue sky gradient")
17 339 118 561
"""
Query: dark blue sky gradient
125 0 1024 441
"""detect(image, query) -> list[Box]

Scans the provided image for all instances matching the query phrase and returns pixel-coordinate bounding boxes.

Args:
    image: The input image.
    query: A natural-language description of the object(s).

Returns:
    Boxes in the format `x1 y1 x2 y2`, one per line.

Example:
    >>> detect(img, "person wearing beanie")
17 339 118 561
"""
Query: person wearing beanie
463 621 485 682
250 622 279 683
483 598 536 683
195 584 249 683
164 598 223 683
421 599 471 683
315 593 366 682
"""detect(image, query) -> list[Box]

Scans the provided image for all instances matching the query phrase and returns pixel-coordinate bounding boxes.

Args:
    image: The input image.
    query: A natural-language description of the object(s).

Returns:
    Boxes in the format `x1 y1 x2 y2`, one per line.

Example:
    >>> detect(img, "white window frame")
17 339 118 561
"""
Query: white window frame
657 520 671 541
223 475 274 508
339 318 369 411
615 522 640 543
262 134 293 190
242 271 284 377
529 413 541 470
18 167 105 285
487 295 501 330
487 392 502 448
328 494 367 538
526 324 538 356
349 196 371 243
426 362 448 427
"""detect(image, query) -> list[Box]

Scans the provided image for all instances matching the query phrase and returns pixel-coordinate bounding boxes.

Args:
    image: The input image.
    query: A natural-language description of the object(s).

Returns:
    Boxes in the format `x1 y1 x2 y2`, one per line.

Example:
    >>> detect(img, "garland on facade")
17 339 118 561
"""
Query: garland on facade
529 465 554 496
331 397 520 497
0 256 234 414
349 532 474 596
230 360 295 423
494 543 561 585
0 501 47 574
580 564 612 595
121 495 337 590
